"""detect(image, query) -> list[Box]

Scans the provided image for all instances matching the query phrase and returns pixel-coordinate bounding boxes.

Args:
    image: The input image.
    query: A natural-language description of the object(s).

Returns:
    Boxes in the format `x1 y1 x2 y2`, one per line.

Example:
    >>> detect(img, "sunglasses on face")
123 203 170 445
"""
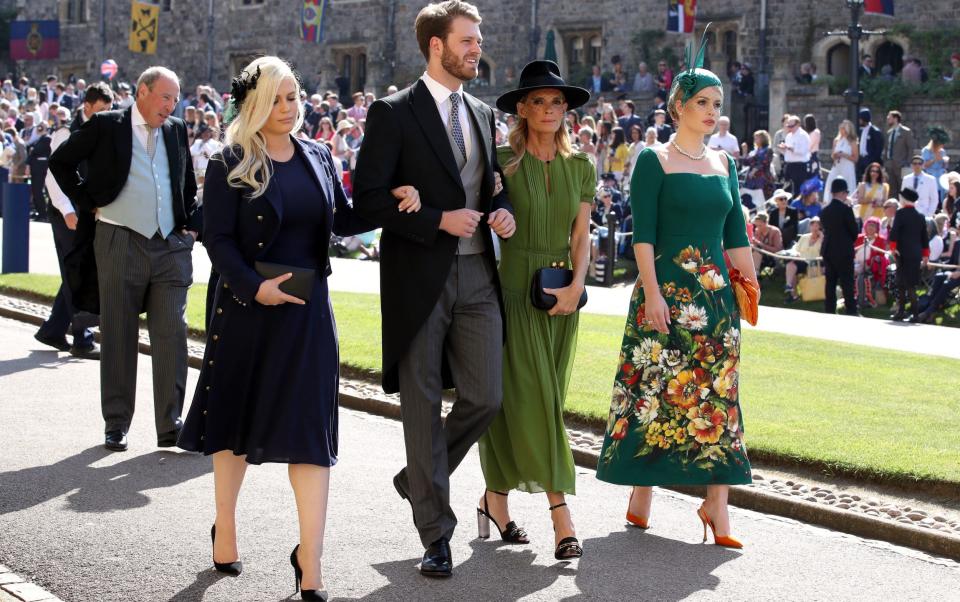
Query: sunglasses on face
912 161 923 166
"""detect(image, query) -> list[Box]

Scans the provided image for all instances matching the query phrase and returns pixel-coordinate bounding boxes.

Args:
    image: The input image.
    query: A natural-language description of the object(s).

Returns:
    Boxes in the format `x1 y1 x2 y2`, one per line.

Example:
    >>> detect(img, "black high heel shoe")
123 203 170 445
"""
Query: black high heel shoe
290 544 328 601
548 503 583 560
477 490 529 544
210 525 242 576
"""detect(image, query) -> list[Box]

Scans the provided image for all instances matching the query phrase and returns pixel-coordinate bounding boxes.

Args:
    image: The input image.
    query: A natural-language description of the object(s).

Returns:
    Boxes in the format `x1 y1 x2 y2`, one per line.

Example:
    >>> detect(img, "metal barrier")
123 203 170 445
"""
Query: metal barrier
1 182 30 273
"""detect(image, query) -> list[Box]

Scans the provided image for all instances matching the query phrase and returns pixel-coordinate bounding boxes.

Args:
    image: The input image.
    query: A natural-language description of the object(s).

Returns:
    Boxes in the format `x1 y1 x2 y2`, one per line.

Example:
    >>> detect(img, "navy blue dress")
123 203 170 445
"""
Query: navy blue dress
180 148 346 466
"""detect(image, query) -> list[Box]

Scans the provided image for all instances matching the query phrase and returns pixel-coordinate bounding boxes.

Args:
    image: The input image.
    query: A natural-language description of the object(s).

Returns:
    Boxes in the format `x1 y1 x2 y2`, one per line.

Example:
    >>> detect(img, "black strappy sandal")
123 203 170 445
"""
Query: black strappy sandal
477 490 530 544
549 502 583 560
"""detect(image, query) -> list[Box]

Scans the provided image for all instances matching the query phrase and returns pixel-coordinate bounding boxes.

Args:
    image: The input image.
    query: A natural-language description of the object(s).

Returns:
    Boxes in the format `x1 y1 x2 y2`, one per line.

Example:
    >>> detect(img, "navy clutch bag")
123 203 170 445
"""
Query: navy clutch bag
530 266 587 311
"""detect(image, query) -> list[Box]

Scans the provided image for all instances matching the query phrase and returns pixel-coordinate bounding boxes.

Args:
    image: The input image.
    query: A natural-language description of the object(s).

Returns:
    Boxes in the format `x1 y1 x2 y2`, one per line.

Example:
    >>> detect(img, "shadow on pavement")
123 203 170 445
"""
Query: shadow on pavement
338 529 738 601
566 529 740 601
0 349 83 378
0 446 211 515
167 569 231 602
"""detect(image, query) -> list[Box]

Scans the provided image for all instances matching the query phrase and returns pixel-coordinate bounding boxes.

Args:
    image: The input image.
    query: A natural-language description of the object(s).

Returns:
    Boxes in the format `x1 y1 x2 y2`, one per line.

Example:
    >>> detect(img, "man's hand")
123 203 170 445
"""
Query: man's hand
440 208 483 238
183 229 198 242
488 208 516 239
64 212 78 230
493 172 504 196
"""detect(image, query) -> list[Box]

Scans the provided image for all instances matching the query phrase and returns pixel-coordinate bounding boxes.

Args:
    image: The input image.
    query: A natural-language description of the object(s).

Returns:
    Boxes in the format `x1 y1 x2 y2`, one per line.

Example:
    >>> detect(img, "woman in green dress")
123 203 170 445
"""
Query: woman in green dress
476 61 595 560
595 48 759 548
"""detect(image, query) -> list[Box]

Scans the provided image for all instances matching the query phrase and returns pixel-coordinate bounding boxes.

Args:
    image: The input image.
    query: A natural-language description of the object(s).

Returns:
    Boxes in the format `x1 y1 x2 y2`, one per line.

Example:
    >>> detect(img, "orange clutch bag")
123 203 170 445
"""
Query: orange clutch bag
729 268 760 326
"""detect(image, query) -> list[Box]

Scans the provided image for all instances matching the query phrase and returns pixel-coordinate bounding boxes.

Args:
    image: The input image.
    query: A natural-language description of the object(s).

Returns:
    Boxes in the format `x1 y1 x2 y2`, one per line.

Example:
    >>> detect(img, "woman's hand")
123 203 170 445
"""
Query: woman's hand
643 290 671 334
255 273 306 306
390 185 422 213
543 282 585 317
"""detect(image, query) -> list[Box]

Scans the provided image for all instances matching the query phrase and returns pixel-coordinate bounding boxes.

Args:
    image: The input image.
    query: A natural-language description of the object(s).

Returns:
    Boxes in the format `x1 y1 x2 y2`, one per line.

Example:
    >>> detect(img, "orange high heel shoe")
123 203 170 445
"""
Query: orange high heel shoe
697 505 743 549
625 488 650 529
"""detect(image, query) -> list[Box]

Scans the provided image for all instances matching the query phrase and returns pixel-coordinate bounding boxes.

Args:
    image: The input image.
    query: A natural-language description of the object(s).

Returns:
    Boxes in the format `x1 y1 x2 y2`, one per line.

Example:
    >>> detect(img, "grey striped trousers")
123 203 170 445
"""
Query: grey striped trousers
93 222 192 436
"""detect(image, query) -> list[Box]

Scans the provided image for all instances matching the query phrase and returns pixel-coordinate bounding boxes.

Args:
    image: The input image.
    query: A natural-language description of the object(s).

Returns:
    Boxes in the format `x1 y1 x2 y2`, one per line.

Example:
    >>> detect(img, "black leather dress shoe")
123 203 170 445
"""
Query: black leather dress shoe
34 332 71 352
105 431 128 452
69 343 100 360
420 538 452 578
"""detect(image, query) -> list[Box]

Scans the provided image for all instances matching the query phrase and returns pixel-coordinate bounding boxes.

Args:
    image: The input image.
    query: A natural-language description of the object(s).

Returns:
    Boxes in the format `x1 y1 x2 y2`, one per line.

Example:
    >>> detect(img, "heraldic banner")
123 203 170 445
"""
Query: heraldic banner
129 0 160 55
300 0 329 44
11 21 60 61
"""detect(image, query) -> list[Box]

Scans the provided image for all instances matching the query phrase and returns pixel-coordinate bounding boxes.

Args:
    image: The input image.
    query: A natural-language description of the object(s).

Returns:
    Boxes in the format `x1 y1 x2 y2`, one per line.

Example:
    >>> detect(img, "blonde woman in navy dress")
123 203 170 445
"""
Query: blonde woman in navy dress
178 56 419 599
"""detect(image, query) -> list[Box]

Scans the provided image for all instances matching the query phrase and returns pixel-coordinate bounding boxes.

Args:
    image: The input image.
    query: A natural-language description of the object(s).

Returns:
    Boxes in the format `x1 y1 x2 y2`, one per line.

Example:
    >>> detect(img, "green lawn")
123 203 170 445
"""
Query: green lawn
3 272 958 486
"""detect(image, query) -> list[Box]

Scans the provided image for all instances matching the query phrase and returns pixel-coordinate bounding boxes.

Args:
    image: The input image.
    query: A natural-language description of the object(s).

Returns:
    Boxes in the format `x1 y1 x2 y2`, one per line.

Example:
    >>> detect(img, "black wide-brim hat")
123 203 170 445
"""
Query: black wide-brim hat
495 60 591 115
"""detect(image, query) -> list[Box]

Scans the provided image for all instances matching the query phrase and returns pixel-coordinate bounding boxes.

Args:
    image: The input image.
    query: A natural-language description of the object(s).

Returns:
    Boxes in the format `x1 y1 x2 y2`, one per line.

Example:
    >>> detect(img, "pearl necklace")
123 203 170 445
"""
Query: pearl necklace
671 140 707 161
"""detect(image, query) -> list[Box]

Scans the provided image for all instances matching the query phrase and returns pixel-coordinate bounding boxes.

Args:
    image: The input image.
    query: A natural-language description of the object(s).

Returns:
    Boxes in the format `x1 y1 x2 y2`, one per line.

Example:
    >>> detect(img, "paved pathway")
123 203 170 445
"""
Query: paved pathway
0 316 958 601
3 218 959 359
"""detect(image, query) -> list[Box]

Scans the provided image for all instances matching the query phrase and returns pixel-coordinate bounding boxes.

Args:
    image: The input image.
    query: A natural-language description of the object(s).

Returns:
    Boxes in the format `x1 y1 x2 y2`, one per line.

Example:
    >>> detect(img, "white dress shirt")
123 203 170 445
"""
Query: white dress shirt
421 71 473 162
859 124 871 158
190 138 223 172
708 132 739 156
902 171 939 217
784 128 811 163
44 126 74 217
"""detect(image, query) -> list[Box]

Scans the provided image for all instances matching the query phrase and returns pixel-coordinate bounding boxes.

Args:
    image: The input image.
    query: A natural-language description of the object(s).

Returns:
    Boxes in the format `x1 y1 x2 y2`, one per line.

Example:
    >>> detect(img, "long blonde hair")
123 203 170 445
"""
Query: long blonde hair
224 56 304 198
836 119 857 145
503 93 574 176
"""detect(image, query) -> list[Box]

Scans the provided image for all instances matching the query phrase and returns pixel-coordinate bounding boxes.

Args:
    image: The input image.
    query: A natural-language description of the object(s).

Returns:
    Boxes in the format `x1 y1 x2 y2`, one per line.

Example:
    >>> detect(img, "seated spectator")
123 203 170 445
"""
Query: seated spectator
783 216 823 301
791 177 825 228
632 62 657 96
928 215 949 262
741 130 775 201
751 212 784 270
340 230 379 260
880 199 899 239
708 116 740 158
913 236 960 323
577 126 596 156
768 189 799 248
643 126 663 151
854 217 890 307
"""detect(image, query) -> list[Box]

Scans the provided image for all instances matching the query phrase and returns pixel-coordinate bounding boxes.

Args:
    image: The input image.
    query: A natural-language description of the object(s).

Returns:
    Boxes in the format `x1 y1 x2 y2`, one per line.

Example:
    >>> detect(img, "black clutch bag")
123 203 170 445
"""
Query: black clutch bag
530 266 588 311
254 261 316 302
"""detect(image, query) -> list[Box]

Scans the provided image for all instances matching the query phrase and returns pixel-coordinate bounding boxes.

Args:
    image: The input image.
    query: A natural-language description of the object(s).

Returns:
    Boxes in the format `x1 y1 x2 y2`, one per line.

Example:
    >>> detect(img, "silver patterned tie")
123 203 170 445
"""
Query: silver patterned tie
448 92 466 161
144 124 156 159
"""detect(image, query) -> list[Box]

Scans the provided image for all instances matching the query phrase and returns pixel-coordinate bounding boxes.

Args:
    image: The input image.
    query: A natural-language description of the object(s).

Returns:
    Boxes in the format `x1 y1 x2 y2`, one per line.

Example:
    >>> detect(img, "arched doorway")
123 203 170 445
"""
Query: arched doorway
827 43 850 78
874 41 904 75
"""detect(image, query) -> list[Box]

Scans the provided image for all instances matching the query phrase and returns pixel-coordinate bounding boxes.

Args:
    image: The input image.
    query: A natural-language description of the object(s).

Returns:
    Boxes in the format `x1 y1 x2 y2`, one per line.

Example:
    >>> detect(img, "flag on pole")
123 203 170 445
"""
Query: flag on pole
129 0 160 55
300 0 329 44
667 0 697 34
864 0 894 16
10 21 60 60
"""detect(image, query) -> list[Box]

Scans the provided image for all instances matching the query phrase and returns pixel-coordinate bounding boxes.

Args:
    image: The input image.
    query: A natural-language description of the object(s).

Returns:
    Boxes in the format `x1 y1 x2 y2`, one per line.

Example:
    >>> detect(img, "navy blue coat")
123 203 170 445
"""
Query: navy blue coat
203 136 372 306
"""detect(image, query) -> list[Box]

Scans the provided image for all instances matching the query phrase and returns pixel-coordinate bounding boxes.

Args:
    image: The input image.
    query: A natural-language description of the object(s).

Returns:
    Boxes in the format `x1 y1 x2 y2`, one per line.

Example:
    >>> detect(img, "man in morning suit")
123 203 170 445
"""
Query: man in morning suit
49 67 201 452
819 177 860 316
884 110 915 198
33 83 114 359
856 108 884 182
353 0 516 579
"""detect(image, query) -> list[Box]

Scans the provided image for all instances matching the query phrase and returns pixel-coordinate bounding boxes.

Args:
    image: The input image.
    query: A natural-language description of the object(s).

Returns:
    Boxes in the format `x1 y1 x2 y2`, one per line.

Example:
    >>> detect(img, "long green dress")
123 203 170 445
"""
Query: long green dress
478 146 596 494
596 148 752 486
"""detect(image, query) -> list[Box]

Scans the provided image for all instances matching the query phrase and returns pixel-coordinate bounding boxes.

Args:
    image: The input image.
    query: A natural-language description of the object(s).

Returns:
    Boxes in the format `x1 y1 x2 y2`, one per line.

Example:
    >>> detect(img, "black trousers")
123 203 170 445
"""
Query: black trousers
784 162 808 196
923 272 960 313
824 255 857 315
36 210 95 346
28 161 48 220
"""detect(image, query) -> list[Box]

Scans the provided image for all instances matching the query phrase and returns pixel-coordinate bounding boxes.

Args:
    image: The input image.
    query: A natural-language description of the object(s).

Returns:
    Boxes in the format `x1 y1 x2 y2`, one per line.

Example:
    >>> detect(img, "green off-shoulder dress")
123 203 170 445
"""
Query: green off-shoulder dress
596 148 752 486
478 147 596 494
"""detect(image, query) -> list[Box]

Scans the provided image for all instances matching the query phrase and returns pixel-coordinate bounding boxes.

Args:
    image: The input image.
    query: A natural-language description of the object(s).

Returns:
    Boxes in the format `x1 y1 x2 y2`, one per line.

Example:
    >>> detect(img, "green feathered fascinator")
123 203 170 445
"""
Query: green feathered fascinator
670 23 723 103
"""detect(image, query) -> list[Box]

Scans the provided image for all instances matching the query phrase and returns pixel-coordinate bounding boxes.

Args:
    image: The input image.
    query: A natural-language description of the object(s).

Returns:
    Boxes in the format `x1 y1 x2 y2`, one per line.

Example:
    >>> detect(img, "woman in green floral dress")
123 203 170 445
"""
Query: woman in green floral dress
595 58 759 548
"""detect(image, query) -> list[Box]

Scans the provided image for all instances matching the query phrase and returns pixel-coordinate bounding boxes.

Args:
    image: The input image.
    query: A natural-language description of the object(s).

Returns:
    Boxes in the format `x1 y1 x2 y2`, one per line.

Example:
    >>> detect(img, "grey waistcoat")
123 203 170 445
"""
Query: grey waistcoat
445 114 485 255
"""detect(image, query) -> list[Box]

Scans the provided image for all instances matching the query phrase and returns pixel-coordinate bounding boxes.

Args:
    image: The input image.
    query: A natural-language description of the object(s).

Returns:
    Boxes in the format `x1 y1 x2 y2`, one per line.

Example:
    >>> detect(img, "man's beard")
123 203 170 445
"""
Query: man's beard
441 43 478 82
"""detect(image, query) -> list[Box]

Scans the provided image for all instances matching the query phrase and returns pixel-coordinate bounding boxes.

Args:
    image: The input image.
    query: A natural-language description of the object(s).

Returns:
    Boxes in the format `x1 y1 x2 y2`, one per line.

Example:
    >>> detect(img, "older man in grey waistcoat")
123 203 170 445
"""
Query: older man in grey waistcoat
49 66 201 452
